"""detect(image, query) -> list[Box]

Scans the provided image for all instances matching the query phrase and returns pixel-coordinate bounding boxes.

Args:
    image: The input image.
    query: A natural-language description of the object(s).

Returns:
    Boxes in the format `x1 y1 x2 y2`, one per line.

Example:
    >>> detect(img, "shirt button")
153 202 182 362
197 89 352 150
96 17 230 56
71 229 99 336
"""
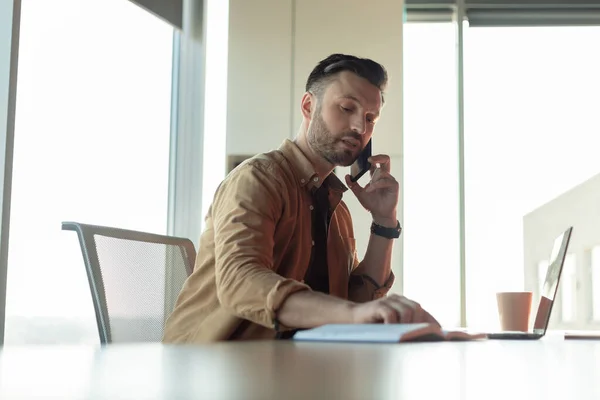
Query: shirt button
313 177 319 182
309 205 314 210
300 178 306 183
311 240 315 246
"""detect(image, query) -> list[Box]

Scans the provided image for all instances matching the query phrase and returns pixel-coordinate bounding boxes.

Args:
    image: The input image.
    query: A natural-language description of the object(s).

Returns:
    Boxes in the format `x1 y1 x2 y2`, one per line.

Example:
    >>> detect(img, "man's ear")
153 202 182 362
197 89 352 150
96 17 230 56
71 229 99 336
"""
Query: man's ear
300 92 314 121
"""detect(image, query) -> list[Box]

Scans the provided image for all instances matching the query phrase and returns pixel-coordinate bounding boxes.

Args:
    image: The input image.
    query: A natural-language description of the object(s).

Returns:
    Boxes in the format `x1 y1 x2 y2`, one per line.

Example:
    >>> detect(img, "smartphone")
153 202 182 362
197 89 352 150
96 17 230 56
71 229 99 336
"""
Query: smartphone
349 139 372 183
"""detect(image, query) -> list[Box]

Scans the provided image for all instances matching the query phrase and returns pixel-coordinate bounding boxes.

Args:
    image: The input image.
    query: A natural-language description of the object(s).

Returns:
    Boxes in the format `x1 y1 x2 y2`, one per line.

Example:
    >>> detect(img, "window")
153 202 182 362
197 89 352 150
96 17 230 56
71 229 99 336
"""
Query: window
403 22 460 327
5 0 174 344
464 26 600 329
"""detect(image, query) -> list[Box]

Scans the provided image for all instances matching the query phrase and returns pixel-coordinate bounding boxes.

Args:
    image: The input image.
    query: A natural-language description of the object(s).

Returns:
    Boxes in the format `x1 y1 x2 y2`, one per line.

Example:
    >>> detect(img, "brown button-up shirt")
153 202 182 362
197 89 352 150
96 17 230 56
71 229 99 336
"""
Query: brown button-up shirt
163 139 394 343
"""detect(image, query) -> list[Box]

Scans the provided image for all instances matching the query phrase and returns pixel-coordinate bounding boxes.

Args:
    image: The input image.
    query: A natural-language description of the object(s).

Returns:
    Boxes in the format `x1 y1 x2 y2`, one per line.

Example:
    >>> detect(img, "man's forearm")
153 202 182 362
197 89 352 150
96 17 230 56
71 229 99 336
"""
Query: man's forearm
352 215 396 286
276 215 397 329
276 290 355 329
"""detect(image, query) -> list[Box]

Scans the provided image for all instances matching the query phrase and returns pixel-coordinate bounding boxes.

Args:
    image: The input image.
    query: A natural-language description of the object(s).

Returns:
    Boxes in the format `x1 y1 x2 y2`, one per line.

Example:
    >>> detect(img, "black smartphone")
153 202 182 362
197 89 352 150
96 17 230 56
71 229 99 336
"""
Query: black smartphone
349 139 372 183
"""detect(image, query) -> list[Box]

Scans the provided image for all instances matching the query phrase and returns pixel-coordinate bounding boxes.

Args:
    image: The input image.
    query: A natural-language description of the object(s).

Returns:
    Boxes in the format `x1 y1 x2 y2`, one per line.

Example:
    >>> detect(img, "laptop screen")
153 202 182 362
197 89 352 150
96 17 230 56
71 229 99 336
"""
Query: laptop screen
532 227 573 333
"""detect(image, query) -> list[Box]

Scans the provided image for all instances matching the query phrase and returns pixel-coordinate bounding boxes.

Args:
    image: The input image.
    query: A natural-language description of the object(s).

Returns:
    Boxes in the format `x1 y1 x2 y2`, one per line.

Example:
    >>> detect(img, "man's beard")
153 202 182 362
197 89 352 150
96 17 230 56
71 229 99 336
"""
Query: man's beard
307 111 360 167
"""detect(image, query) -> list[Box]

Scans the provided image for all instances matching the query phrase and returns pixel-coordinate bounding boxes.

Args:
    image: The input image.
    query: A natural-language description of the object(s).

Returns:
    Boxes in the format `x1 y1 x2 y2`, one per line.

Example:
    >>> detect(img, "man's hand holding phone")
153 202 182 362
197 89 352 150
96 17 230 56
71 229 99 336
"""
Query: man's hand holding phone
345 143 399 226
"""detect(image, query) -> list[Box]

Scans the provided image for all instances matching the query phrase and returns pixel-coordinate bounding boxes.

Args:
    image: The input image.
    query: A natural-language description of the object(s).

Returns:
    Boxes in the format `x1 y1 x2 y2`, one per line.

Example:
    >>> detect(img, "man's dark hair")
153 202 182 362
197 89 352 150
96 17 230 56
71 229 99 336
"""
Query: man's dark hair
305 53 388 102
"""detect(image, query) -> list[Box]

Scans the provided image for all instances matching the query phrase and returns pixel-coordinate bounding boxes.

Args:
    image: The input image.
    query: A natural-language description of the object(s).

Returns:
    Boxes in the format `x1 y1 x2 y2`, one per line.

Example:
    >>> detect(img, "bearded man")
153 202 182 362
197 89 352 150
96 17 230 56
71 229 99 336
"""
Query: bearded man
163 53 438 343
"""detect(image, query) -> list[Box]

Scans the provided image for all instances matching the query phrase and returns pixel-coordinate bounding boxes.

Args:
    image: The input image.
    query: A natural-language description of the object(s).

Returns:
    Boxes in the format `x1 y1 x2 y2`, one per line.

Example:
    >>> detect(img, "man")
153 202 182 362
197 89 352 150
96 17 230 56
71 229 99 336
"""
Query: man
163 53 438 343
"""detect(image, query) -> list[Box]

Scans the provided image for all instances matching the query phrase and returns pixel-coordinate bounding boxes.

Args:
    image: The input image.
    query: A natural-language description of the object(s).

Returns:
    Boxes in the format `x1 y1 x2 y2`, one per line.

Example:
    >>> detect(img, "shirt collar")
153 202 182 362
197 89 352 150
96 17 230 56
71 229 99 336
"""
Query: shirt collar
278 139 348 194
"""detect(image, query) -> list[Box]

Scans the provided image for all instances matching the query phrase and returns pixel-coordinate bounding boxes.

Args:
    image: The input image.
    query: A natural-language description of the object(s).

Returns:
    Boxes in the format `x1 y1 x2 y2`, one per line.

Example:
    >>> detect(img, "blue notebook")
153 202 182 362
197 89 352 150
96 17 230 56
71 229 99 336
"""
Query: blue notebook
293 323 486 343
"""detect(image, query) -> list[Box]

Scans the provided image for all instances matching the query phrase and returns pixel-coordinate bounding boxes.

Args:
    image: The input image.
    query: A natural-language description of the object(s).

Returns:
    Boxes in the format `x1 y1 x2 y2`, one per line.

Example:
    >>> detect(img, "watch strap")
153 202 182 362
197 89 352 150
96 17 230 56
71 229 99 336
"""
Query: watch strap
370 220 402 239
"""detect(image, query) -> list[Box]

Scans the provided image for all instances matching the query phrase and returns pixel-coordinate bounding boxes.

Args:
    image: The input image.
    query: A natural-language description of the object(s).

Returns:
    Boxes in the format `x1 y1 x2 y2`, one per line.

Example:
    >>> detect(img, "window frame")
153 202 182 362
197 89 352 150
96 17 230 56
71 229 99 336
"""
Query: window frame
0 0 22 345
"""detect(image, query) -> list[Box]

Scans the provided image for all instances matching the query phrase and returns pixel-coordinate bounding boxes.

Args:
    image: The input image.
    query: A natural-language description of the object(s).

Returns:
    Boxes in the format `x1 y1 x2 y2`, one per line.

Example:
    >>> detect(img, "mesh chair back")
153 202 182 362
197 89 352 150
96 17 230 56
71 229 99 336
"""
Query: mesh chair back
62 221 195 344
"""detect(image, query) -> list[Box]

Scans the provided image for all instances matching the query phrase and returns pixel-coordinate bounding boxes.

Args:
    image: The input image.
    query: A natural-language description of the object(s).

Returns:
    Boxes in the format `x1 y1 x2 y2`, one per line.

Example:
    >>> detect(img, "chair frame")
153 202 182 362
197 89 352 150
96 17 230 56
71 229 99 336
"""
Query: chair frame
62 221 196 344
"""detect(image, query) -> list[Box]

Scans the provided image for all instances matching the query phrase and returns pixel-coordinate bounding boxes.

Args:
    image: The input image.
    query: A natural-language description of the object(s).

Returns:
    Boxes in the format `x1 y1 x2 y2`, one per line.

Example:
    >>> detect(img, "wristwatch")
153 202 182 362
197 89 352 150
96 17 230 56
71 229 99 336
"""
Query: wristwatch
370 220 402 239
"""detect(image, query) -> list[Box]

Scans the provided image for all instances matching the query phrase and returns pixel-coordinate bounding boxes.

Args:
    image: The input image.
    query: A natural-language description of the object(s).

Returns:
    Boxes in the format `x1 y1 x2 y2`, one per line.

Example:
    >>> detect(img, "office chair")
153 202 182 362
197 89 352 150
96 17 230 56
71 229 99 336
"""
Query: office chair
62 221 195 344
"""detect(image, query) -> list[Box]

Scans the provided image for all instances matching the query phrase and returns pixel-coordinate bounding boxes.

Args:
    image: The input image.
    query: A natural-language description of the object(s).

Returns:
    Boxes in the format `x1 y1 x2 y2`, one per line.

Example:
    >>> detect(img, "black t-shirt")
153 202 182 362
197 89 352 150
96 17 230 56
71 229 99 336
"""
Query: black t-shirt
276 184 331 340
303 184 331 294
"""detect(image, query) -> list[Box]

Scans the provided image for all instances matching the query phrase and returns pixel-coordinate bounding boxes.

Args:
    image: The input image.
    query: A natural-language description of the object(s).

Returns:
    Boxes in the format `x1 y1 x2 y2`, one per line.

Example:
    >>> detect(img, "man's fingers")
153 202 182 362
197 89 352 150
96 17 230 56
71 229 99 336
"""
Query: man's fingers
386 294 428 323
365 178 398 193
370 169 395 181
400 297 438 326
385 296 414 323
398 297 426 323
344 174 365 194
365 296 439 326
365 169 398 193
423 311 441 327
369 164 377 177
380 305 399 324
389 295 438 325
368 154 391 173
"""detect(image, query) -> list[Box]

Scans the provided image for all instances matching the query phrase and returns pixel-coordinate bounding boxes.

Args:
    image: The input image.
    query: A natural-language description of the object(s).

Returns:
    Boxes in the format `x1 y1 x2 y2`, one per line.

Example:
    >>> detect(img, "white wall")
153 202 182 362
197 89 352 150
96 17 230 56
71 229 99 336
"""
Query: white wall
523 172 600 330
291 1 404 155
226 0 405 292
226 0 294 156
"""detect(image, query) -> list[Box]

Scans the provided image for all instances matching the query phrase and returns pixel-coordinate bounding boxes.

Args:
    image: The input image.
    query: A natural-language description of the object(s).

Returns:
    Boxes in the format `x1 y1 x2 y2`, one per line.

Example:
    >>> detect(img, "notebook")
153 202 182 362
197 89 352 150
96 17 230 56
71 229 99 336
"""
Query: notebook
564 331 600 340
292 323 486 343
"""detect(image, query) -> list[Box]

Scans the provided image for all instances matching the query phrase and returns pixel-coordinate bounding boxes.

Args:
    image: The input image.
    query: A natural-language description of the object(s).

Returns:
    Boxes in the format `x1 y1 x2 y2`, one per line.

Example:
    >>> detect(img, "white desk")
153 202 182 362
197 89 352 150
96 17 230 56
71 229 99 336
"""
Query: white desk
0 338 598 399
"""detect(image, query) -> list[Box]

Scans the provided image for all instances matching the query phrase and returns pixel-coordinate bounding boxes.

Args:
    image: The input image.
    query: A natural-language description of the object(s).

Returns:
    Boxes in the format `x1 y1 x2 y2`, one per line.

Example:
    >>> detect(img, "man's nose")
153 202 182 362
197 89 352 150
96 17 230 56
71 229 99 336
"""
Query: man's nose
351 117 367 135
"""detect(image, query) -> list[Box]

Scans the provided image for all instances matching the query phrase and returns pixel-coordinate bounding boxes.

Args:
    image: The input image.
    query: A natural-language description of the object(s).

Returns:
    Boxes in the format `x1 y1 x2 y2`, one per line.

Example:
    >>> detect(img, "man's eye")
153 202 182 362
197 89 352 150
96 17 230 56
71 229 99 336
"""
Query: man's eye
341 106 352 112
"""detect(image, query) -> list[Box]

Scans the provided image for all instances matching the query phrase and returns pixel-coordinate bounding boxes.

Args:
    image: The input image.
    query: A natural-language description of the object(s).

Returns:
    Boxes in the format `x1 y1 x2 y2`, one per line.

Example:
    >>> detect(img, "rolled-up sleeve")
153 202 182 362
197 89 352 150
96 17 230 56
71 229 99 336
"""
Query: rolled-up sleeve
347 240 395 303
212 162 310 329
348 271 395 303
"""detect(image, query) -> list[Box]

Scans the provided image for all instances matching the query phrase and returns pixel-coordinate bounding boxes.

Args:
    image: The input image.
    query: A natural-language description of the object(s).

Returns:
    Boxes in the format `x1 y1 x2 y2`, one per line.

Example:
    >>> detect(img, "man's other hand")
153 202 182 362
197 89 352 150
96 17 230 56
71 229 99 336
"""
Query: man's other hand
351 294 440 326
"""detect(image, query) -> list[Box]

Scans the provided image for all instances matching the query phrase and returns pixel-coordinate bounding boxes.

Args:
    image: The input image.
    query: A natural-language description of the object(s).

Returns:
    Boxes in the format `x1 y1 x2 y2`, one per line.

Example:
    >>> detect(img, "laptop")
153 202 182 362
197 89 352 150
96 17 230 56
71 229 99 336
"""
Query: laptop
486 226 573 340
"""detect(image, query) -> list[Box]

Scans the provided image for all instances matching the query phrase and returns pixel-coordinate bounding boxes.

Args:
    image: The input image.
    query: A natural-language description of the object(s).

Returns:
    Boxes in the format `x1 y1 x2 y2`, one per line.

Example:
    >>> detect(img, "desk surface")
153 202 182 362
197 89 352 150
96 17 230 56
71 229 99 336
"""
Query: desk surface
0 337 598 400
